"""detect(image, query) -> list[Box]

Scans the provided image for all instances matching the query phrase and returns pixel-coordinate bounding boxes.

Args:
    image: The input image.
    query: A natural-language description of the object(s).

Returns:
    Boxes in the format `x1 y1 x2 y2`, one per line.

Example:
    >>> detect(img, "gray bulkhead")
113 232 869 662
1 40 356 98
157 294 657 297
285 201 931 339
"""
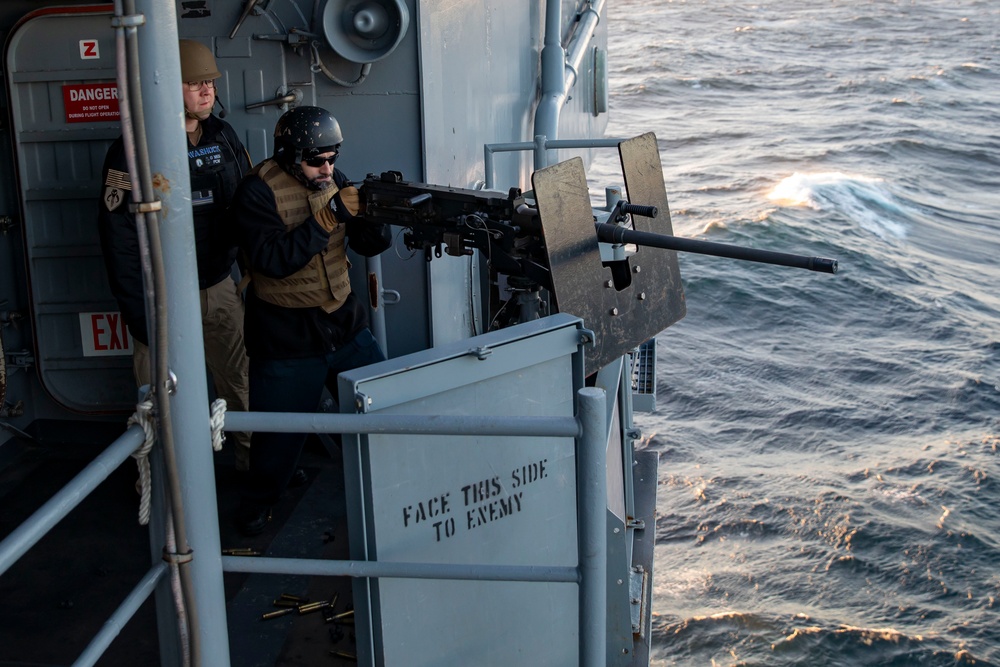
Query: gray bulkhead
1 0 609 437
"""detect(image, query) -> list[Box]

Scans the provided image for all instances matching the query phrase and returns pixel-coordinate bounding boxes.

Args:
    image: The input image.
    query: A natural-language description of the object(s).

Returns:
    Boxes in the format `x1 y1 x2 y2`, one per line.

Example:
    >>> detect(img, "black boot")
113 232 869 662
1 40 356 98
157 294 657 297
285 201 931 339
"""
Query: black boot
235 501 272 536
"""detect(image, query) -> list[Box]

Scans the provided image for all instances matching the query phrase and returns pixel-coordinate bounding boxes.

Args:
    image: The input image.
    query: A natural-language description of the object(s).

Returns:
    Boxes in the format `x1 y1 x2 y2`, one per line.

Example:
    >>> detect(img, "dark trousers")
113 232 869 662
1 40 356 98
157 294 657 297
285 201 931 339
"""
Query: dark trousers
243 328 385 506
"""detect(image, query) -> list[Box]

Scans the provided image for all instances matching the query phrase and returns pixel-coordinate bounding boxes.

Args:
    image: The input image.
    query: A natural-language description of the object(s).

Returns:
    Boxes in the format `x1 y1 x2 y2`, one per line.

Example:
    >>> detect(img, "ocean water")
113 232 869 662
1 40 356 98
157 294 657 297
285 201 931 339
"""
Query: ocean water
589 1 1000 665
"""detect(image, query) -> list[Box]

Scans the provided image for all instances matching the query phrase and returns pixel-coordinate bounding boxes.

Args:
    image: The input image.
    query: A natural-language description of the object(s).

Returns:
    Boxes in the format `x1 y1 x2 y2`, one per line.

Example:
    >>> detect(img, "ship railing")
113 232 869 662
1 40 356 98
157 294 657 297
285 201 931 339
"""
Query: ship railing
484 136 625 189
0 388 610 667
0 424 167 666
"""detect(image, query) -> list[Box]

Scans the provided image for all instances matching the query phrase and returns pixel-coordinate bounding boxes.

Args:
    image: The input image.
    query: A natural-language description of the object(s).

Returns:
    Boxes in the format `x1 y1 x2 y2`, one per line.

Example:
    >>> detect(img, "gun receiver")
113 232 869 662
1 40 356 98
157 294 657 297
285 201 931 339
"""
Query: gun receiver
361 171 551 286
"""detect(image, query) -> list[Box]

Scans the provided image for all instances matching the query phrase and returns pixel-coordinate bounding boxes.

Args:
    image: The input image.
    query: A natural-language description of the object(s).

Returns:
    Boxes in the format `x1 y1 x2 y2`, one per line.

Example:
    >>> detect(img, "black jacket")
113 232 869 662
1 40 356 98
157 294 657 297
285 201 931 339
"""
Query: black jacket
233 163 392 359
97 114 251 345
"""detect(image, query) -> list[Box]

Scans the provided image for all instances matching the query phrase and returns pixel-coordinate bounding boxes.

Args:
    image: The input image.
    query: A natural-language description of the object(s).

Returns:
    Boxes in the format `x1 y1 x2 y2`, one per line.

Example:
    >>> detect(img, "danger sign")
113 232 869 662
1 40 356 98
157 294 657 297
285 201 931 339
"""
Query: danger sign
79 312 133 357
63 83 120 123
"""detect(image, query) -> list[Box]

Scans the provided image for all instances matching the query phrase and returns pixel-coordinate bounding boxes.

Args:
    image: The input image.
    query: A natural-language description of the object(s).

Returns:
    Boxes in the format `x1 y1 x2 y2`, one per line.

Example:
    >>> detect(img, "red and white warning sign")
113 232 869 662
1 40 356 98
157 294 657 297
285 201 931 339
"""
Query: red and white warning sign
79 39 99 59
62 82 120 123
79 312 133 357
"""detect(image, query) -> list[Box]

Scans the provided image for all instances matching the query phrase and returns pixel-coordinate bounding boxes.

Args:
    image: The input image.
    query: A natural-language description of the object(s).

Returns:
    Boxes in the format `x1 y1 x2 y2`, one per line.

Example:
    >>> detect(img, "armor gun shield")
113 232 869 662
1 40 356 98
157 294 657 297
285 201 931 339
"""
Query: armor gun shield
532 133 686 376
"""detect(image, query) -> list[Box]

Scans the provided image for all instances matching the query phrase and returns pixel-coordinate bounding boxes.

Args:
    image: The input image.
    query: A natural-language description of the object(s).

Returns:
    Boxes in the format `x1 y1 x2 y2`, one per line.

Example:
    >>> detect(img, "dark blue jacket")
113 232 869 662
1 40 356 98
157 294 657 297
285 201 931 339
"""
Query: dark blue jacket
97 114 251 345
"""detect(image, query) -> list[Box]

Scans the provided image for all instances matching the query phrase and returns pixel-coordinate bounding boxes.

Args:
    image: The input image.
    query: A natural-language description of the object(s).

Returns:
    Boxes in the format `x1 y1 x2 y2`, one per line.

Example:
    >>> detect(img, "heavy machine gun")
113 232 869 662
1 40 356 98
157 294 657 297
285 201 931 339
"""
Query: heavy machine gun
360 172 836 285
360 169 552 289
359 133 838 375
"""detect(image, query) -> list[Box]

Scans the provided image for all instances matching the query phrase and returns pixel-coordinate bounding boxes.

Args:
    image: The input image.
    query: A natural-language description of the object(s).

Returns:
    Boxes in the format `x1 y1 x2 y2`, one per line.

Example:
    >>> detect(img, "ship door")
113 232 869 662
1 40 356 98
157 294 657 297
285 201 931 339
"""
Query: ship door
5 7 136 413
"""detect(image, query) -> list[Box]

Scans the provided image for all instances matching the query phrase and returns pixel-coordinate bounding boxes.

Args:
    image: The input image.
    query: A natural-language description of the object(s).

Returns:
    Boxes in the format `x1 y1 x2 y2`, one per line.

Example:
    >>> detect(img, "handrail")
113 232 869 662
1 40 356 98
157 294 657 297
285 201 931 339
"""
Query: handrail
226 387 609 666
0 425 145 576
483 135 625 189
225 410 580 437
0 389 609 666
222 556 579 582
75 562 170 667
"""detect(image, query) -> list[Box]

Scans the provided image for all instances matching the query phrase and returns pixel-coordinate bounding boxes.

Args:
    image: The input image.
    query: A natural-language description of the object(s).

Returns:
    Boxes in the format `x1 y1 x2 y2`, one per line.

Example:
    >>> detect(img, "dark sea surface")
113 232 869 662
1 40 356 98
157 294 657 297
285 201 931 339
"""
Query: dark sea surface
589 1 1000 665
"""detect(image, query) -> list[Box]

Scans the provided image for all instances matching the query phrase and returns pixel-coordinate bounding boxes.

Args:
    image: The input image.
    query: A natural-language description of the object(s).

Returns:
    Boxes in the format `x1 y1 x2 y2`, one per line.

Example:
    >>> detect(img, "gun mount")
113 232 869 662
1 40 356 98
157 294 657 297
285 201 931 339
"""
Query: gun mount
360 133 838 375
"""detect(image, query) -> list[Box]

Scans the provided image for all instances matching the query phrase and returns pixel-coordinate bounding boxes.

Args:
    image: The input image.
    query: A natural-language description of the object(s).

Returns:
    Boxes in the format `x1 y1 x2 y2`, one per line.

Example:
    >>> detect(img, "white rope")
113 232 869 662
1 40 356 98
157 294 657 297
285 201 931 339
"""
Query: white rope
210 398 227 452
128 399 156 526
128 398 227 526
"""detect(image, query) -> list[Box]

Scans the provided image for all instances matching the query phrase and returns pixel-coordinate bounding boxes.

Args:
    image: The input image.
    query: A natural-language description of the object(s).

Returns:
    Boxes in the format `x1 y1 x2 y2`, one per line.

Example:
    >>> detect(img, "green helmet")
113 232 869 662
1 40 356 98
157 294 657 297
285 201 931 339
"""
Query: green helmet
273 106 344 165
179 39 221 82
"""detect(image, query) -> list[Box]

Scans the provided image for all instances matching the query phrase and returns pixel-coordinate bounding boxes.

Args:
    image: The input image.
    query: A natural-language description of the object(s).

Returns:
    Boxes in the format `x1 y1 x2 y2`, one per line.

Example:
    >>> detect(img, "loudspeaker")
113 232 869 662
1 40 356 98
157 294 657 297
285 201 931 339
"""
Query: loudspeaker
322 0 410 64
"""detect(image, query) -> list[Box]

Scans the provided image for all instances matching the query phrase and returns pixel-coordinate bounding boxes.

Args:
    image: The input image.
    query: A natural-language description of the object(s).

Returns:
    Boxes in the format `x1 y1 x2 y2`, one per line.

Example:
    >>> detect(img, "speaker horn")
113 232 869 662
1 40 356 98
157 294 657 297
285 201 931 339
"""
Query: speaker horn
322 0 410 64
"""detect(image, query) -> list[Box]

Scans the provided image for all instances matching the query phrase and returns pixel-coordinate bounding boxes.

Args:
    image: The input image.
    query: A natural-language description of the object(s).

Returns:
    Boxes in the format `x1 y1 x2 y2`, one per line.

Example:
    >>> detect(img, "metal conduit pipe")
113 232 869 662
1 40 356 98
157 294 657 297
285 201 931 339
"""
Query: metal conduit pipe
115 9 191 665
532 0 565 150
111 7 191 664
564 0 606 98
533 0 607 163
116 2 200 664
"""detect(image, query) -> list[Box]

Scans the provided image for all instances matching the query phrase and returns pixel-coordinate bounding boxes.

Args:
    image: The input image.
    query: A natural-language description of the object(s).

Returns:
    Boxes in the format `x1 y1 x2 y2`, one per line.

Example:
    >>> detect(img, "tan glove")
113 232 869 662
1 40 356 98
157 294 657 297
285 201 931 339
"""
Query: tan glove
307 186 340 233
307 186 338 214
338 185 362 217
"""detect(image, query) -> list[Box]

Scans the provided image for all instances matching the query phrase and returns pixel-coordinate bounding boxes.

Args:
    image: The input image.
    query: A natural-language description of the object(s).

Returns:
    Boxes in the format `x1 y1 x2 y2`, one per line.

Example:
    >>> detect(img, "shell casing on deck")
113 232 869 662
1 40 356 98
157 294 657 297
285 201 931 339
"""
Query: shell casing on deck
260 607 296 620
296 600 332 614
221 548 259 556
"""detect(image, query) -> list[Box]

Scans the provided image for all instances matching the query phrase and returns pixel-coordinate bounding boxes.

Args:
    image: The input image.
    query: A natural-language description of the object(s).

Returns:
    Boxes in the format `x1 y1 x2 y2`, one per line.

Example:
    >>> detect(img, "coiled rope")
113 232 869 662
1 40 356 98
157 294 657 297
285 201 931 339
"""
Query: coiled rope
209 398 227 453
129 398 228 525
128 399 155 525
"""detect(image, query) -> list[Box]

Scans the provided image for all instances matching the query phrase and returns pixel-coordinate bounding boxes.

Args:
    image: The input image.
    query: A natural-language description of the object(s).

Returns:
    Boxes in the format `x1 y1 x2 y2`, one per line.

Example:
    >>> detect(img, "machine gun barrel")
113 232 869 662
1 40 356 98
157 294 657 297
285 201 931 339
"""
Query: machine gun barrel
595 222 838 274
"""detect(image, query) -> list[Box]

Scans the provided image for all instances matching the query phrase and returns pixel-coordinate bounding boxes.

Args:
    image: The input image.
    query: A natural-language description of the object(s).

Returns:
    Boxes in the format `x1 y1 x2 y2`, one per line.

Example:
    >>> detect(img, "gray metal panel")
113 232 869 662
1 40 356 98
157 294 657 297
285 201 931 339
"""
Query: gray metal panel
618 132 686 326
339 314 585 666
418 0 608 189
417 0 608 350
6 8 135 413
532 140 685 376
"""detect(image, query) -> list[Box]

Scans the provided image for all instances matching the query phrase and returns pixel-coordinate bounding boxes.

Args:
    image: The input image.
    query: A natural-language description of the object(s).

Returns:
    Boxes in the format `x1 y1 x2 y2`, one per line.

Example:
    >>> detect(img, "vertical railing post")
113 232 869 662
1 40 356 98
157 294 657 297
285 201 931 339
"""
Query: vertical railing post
576 387 607 666
134 1 230 663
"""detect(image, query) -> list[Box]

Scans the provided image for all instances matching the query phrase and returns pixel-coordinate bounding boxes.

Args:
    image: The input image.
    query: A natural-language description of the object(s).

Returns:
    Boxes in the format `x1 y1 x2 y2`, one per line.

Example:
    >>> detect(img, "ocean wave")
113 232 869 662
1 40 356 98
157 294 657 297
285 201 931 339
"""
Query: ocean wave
649 611 997 667
766 172 913 241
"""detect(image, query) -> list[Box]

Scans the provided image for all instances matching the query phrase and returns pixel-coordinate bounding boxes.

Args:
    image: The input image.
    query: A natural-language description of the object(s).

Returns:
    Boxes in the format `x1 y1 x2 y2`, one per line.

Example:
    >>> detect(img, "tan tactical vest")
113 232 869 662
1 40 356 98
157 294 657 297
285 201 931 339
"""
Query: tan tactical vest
250 160 351 313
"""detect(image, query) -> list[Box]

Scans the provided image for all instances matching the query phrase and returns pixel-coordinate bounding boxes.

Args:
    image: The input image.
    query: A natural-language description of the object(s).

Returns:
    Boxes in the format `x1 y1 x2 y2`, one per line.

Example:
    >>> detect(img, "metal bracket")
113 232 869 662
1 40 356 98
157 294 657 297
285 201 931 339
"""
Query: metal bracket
469 346 492 360
110 13 145 28
6 350 34 369
0 215 14 234
354 391 372 413
629 564 649 637
1 310 24 328
245 88 302 112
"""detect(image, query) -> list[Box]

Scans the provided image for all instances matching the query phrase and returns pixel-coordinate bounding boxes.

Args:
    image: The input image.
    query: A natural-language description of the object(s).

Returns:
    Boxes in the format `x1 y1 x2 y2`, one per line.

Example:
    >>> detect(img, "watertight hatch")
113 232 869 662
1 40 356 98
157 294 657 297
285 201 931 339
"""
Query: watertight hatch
5 7 135 412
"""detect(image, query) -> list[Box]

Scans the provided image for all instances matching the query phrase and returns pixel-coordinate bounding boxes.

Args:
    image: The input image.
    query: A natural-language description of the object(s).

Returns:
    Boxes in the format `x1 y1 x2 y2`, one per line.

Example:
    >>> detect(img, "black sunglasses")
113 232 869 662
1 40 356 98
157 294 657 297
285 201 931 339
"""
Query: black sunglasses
303 151 339 168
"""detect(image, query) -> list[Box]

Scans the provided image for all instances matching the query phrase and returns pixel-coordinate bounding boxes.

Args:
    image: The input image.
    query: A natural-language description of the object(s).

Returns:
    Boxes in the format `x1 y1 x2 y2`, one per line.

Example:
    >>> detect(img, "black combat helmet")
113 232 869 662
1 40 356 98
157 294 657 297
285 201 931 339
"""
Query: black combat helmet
273 106 344 165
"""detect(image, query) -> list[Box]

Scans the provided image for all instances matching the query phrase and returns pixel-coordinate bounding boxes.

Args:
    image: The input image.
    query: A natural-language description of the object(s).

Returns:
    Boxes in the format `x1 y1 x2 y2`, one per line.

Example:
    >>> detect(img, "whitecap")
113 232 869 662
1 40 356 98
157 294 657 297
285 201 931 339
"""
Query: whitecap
766 172 910 240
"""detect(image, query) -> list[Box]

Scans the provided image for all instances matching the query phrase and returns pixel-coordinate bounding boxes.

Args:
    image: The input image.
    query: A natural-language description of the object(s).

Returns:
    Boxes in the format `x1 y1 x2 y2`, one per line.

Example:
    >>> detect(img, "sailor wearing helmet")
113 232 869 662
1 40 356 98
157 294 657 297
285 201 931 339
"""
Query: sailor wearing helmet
231 106 392 535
